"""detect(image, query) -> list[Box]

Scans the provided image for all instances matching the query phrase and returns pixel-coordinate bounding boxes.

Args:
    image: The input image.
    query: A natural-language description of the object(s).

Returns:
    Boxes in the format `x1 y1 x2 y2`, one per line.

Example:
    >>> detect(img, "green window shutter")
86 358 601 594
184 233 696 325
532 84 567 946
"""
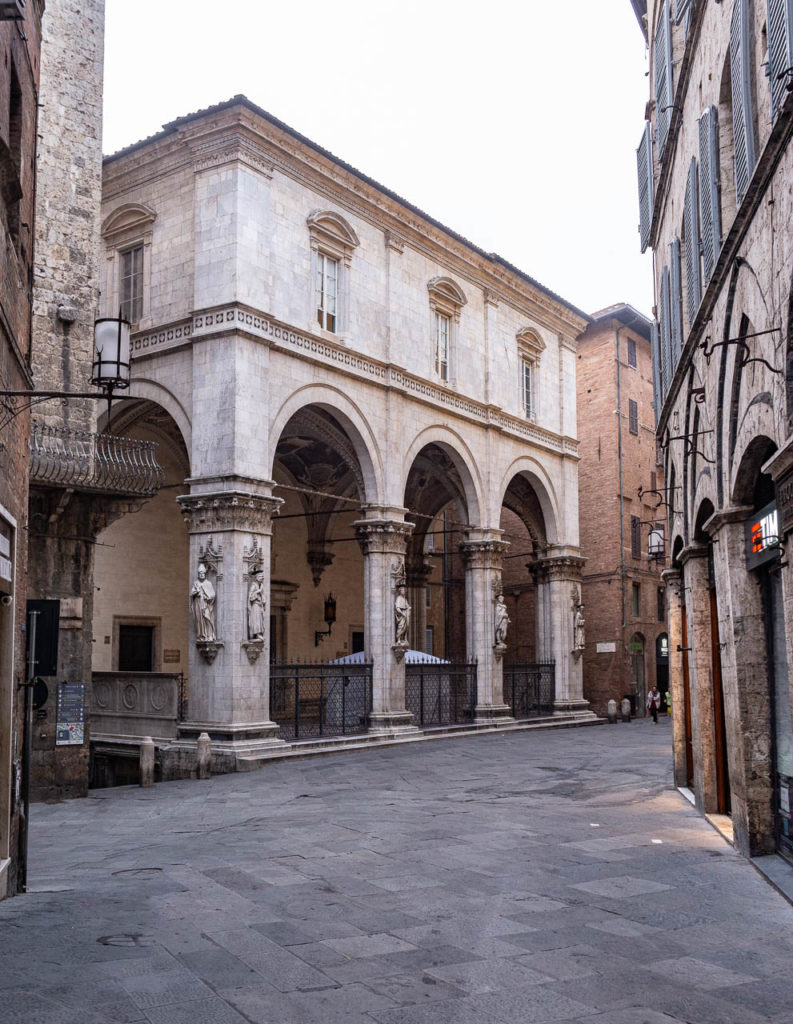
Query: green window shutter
660 265 673 398
670 237 684 366
637 122 654 253
730 0 757 203
654 1 674 154
684 158 702 324
767 0 793 119
698 107 721 283
651 321 662 425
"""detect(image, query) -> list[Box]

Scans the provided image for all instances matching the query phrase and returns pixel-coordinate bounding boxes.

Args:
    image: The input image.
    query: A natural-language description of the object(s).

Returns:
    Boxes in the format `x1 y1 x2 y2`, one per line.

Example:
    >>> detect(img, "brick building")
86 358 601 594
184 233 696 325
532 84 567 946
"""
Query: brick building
634 0 793 865
0 0 43 899
576 305 667 717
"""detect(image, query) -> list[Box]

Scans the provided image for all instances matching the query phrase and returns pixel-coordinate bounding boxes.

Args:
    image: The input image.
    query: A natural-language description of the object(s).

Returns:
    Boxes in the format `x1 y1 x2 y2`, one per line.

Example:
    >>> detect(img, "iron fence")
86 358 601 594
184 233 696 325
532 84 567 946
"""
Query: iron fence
503 661 555 718
404 660 477 727
269 661 372 740
30 421 164 496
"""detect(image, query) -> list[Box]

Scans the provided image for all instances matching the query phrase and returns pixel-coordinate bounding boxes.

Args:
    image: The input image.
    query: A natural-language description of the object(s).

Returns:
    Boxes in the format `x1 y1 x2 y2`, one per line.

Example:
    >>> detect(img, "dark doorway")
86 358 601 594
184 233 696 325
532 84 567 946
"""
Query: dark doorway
118 625 154 672
656 633 669 711
351 630 364 654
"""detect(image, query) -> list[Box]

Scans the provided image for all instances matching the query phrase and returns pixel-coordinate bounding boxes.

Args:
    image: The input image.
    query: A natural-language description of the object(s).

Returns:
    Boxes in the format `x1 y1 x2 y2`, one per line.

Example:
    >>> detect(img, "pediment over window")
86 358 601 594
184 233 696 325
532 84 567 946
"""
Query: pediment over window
516 327 546 361
307 210 359 264
427 276 467 312
102 203 157 243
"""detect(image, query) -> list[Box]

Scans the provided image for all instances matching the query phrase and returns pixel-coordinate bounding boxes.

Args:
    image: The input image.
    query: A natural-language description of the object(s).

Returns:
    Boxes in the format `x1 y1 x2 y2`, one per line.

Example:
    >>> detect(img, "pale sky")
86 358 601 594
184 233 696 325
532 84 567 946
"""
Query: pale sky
103 0 653 318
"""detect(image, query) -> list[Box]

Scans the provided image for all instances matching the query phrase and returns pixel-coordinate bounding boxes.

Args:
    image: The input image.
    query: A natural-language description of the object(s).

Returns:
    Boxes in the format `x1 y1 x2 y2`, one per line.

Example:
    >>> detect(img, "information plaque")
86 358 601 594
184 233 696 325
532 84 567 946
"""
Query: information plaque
55 682 85 745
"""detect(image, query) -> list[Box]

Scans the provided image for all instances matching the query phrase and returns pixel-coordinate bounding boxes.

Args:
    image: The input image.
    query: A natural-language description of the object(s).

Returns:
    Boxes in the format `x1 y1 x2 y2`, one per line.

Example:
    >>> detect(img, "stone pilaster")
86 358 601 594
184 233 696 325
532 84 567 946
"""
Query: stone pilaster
704 507 775 856
459 531 512 722
354 507 416 733
176 485 284 753
533 555 593 716
662 567 687 788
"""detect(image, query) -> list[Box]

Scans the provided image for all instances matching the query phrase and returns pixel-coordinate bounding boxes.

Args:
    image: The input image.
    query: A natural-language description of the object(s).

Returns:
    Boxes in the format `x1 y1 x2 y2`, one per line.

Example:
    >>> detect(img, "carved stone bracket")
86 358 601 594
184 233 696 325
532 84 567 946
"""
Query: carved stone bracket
178 491 283 535
392 640 409 662
307 542 334 587
196 640 223 664
241 639 264 664
493 642 507 662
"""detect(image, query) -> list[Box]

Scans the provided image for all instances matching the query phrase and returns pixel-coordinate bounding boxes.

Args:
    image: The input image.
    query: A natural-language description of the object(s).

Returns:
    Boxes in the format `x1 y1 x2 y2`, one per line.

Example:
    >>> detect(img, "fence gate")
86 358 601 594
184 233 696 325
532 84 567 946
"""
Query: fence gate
404 660 477 727
503 662 555 718
270 662 372 740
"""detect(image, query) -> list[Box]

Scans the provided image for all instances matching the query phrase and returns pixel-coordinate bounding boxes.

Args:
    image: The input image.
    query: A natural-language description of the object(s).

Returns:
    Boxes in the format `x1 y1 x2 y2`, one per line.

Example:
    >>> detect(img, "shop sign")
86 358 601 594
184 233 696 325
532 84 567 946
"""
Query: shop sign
596 642 616 653
745 500 780 570
55 682 85 745
0 531 12 584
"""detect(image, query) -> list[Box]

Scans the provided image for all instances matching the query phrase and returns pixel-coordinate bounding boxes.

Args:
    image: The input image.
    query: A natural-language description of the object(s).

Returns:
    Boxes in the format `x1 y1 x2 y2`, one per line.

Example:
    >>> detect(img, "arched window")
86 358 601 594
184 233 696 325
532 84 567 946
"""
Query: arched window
427 277 466 383
307 210 359 335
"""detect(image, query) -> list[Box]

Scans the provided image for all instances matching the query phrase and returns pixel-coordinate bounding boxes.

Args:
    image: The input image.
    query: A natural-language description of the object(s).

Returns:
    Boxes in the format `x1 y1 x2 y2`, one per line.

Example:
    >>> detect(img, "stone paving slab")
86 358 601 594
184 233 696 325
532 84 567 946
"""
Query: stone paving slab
2 719 793 1022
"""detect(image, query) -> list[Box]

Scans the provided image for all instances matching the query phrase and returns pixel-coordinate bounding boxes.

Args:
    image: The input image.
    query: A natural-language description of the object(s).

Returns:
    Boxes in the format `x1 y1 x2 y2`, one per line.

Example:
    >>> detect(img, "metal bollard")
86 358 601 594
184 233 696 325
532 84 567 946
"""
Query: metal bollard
139 736 155 787
607 699 617 723
621 698 631 722
196 731 211 780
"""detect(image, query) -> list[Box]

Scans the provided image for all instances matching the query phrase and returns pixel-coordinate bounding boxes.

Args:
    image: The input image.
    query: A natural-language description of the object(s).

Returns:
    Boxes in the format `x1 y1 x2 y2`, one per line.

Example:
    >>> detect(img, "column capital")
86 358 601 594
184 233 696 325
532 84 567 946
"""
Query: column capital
702 505 753 537
177 490 283 535
678 541 709 566
532 554 586 582
459 535 509 569
354 517 414 556
405 559 433 585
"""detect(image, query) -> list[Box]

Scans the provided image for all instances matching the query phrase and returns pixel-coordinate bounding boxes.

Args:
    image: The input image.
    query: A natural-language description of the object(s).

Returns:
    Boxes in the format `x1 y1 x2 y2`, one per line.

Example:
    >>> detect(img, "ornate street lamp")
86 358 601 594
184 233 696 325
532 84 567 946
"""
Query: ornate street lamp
315 593 337 646
92 313 131 418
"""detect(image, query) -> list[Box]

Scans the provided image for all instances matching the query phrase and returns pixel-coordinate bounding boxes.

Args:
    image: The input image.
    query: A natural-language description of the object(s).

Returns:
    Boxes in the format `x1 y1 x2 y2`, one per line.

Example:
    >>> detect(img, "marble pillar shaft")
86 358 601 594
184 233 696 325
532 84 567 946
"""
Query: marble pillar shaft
460 535 510 717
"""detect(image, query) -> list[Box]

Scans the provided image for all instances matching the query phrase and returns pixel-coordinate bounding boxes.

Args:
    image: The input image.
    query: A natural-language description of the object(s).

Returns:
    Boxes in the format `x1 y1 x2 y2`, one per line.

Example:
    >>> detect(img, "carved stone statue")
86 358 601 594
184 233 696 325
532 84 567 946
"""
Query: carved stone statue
574 604 586 651
247 570 265 641
191 564 216 642
394 584 411 645
494 593 510 645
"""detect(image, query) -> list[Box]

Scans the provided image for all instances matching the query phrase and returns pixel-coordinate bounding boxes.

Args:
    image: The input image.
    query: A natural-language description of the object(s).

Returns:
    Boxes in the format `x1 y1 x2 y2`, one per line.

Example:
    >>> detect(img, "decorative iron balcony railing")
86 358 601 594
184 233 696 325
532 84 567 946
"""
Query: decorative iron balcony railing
30 421 164 496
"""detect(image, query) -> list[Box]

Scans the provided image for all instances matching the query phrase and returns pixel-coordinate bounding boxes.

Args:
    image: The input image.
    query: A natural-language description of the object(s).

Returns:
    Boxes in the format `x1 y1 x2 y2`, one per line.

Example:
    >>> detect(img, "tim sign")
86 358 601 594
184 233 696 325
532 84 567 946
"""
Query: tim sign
745 500 779 570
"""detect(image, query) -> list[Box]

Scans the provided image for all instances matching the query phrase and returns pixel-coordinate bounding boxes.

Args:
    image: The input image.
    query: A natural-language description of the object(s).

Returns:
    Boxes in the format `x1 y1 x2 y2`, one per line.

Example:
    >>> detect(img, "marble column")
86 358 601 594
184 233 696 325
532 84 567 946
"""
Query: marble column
354 506 417 733
177 484 284 755
535 555 593 717
405 559 433 653
705 507 775 857
661 567 687 788
459 531 512 722
529 560 551 662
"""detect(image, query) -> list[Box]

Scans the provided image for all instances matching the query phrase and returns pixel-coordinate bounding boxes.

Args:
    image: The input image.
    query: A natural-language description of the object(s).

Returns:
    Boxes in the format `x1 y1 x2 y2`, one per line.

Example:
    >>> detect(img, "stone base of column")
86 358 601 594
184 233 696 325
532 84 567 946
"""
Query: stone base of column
177 720 285 753
473 704 514 725
368 710 420 736
552 699 597 719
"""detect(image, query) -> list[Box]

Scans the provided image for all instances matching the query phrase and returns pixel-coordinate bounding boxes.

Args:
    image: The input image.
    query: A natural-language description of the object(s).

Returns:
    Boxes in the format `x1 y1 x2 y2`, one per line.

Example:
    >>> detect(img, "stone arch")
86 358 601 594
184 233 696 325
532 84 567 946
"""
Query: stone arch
671 533 685 568
101 202 157 239
401 426 483 527
497 456 559 546
427 276 467 311
306 209 360 254
268 385 384 506
693 497 716 543
731 434 777 507
100 377 192 456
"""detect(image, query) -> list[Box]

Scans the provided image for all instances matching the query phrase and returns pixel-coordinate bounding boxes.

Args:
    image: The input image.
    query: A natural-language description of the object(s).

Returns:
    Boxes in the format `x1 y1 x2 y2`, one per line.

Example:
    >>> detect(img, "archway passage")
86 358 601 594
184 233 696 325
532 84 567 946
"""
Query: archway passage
269 406 371 738
499 473 553 718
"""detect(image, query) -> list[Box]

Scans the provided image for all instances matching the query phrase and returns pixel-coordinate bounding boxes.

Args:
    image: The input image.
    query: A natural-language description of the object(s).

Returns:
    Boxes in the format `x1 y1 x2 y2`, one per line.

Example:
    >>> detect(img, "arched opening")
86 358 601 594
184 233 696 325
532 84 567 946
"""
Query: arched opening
630 632 646 716
655 632 669 711
499 471 555 718
268 404 372 739
93 400 191 678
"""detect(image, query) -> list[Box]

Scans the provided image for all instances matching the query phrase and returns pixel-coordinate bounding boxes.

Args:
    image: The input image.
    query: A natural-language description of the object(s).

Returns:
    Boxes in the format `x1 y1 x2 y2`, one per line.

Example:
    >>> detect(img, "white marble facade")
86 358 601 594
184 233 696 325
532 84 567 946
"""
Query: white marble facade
98 97 593 758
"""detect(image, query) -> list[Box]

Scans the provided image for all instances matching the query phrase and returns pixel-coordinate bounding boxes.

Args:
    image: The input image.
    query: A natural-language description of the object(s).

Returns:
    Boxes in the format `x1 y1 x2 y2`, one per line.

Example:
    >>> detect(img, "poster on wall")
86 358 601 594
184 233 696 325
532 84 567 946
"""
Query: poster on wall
55 682 85 745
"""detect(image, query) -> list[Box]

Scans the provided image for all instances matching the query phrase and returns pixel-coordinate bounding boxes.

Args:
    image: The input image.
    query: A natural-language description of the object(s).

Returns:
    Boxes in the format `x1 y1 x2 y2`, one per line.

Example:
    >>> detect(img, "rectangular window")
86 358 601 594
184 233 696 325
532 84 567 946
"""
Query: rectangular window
426 532 434 551
120 245 143 323
650 471 657 493
631 515 642 559
118 624 154 672
658 587 665 622
522 360 534 417
316 253 338 332
425 626 434 656
632 582 641 618
627 337 637 368
435 311 450 380
425 585 431 609
629 399 639 435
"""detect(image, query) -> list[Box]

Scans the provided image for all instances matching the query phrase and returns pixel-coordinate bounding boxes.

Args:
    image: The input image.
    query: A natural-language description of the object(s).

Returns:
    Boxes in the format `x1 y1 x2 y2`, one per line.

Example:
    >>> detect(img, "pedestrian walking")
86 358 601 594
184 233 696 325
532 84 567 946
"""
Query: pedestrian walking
646 686 661 723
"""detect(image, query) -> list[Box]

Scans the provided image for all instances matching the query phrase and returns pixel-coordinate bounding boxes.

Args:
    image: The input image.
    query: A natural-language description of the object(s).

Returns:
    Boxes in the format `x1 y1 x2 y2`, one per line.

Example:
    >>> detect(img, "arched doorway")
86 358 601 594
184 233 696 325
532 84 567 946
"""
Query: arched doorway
630 632 646 716
656 632 669 712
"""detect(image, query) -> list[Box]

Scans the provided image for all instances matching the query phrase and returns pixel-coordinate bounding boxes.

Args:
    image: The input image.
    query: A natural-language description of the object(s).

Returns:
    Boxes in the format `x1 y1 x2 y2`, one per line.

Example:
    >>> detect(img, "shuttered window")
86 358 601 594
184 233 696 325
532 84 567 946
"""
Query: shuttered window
767 0 793 120
684 158 702 324
698 107 722 283
675 0 696 37
730 0 757 204
654 2 674 155
670 237 684 367
629 399 639 436
651 321 662 424
637 123 654 253
660 265 673 399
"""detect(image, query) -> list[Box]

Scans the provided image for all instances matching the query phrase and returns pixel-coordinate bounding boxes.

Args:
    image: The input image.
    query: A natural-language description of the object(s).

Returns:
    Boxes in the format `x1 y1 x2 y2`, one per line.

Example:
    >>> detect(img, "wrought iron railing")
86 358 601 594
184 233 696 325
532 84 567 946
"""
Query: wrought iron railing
30 421 164 496
503 661 555 718
404 660 477 727
269 661 372 740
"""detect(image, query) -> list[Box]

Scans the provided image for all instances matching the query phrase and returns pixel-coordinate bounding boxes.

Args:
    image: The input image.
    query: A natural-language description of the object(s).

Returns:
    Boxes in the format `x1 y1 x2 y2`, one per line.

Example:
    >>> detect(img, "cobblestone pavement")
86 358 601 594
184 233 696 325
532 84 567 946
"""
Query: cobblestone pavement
3 719 793 1023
